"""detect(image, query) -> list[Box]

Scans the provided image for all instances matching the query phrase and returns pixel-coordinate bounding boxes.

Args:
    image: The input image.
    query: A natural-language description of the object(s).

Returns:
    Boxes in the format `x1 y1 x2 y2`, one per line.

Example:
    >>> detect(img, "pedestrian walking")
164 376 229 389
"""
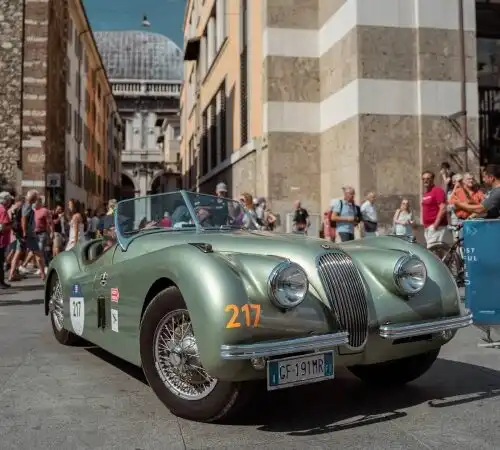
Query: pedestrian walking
421 171 451 248
360 192 378 237
392 199 415 238
330 186 361 242
0 192 13 289
292 201 310 234
65 199 86 251
8 190 46 282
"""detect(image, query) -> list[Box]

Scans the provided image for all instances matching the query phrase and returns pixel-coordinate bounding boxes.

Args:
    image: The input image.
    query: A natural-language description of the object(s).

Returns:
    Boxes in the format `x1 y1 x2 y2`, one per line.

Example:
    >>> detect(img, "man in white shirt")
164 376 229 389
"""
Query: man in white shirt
360 192 378 237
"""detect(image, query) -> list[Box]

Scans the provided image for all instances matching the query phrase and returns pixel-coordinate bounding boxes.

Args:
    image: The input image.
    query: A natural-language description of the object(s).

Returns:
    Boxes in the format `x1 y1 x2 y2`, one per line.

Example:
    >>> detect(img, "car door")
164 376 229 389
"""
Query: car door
74 244 116 347
90 245 133 358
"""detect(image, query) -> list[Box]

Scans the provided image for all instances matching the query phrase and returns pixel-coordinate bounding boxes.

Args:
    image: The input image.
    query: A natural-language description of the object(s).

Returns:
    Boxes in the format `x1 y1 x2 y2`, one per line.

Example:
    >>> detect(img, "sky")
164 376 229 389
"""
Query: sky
83 0 186 47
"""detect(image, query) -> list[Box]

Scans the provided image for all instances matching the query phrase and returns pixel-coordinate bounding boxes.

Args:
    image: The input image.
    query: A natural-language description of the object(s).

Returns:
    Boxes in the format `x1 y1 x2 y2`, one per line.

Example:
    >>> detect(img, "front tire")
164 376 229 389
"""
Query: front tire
48 273 81 346
348 349 440 387
140 286 253 422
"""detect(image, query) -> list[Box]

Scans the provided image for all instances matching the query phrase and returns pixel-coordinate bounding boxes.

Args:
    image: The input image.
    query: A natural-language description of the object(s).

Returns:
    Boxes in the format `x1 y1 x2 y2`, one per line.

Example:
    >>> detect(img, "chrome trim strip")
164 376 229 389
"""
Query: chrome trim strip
220 331 349 360
379 313 473 339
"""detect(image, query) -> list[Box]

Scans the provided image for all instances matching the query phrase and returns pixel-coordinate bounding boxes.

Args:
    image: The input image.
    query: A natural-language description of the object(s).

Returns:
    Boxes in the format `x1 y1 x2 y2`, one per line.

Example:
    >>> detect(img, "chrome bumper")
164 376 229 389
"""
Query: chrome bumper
379 313 473 339
220 331 349 360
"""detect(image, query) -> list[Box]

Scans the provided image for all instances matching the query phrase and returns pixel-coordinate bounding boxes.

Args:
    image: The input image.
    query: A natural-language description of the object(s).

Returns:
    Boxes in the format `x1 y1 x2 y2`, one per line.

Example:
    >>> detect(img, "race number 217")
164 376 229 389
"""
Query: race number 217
72 300 81 317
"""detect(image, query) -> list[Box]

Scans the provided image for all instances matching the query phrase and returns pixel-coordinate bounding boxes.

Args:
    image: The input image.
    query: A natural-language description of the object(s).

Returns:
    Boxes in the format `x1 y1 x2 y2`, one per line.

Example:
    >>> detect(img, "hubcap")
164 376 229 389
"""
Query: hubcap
49 278 64 331
153 309 217 401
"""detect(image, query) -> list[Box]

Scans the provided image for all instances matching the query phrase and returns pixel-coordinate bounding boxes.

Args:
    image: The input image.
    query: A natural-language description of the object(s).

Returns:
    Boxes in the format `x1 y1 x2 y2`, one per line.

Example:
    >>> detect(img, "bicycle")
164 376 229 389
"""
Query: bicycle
428 223 464 287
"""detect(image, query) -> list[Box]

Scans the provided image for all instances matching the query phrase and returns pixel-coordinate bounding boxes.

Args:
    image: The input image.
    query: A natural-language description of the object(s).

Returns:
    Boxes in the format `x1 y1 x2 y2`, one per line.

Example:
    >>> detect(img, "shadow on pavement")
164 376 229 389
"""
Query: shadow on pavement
83 346 500 435
236 358 500 435
4 284 44 292
85 346 147 384
0 298 44 307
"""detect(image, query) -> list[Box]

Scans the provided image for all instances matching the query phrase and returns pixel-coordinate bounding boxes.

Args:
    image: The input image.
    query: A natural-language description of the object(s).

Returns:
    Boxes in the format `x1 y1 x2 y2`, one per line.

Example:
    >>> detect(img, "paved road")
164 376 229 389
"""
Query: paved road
0 280 498 449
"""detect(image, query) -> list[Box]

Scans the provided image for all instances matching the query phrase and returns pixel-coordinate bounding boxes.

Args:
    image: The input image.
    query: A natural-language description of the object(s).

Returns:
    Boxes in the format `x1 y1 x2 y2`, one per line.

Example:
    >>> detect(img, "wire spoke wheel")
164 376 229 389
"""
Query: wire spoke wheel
49 277 64 331
153 309 217 401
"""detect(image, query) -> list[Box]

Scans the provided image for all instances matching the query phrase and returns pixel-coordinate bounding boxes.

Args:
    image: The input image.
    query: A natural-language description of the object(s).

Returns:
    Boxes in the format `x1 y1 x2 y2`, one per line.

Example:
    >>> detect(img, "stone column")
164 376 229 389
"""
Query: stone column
318 0 478 225
261 0 321 229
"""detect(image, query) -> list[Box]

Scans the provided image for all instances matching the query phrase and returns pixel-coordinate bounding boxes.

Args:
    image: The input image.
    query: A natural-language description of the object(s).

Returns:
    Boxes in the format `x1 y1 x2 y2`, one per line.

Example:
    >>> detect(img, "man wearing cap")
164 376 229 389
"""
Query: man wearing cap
0 191 13 288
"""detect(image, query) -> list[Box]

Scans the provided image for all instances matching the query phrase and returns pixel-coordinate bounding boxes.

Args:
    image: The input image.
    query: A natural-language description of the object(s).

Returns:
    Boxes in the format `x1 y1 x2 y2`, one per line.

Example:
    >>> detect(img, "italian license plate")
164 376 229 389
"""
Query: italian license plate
267 352 334 391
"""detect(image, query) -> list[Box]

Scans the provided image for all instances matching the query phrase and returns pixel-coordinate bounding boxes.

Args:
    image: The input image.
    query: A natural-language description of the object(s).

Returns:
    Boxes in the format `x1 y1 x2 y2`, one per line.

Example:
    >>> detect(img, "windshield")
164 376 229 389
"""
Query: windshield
115 191 257 241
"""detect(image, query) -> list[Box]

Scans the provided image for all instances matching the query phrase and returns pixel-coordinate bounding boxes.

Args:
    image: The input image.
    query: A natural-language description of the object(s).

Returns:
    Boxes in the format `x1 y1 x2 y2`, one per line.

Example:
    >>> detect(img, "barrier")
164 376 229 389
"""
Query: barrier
464 220 500 326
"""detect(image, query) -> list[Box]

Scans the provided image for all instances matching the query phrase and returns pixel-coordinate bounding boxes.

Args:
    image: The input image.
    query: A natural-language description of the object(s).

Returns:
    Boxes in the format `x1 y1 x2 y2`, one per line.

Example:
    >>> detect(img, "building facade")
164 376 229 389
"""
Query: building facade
0 0 121 207
0 0 67 202
94 31 183 202
182 0 498 227
66 0 122 210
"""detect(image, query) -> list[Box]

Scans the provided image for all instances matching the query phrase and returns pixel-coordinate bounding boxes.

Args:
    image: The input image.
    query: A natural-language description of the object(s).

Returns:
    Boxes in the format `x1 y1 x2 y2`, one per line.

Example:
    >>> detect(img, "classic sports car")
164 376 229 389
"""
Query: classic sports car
45 191 472 423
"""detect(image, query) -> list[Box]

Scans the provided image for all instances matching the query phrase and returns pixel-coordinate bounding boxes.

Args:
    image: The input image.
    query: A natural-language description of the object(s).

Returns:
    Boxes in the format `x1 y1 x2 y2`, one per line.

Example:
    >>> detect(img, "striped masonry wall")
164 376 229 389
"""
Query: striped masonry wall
262 0 479 224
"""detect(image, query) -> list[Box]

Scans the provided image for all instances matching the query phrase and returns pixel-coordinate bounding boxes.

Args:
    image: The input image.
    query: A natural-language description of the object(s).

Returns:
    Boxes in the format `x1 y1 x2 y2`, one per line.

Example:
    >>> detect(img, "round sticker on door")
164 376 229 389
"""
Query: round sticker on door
70 284 85 336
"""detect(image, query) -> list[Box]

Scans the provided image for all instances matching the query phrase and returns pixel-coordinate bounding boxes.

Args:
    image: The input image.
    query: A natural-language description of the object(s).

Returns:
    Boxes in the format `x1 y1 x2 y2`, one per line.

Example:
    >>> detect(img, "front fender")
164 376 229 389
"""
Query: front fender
345 236 461 327
44 250 81 315
118 244 336 380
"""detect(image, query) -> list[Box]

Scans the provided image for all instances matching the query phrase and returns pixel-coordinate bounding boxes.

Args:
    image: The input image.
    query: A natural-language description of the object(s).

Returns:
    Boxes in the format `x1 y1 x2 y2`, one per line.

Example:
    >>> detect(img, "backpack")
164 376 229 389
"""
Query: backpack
11 207 22 237
330 200 361 228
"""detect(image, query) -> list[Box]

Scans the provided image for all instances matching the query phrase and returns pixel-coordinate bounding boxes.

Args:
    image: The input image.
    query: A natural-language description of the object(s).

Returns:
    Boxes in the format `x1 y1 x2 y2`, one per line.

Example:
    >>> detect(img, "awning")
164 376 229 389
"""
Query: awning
184 37 201 61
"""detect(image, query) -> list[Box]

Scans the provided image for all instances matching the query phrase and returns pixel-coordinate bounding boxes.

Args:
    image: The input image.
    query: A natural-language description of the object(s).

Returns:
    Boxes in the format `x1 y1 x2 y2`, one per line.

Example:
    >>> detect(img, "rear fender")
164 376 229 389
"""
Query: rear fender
44 251 81 315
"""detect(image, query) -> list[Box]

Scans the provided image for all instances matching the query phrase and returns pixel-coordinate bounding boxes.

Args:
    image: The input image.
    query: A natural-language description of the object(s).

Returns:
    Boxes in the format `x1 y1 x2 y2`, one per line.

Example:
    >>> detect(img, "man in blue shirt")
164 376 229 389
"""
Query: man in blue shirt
330 186 361 242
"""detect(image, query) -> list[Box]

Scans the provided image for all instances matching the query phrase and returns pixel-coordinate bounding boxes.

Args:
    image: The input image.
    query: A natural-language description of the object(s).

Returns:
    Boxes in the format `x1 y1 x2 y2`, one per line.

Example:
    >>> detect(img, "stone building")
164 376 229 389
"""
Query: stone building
94 30 183 203
66 1 123 209
0 0 67 202
181 0 500 229
0 0 122 208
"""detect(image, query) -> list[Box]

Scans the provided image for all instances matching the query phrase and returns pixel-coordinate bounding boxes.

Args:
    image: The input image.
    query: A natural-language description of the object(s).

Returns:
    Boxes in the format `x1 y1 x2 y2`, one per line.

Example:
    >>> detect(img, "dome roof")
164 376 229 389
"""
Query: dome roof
94 30 183 81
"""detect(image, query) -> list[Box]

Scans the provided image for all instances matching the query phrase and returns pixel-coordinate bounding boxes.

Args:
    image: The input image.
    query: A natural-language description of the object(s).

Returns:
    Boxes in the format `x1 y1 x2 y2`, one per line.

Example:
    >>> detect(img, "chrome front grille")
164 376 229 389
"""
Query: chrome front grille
317 251 369 349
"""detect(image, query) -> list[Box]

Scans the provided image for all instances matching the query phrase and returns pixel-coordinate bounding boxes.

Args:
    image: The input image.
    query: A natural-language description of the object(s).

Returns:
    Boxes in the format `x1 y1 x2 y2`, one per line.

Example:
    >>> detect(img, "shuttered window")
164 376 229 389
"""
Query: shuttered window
210 100 217 170
220 80 227 162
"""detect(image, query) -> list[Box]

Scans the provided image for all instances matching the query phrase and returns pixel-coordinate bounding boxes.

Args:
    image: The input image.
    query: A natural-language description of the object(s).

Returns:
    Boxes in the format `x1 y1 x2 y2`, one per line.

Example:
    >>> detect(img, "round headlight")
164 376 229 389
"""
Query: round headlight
268 261 309 309
393 255 427 295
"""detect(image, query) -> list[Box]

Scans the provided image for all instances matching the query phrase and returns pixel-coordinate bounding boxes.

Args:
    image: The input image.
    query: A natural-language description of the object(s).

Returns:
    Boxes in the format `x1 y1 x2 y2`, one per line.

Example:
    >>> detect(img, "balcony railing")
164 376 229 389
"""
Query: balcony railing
121 148 165 163
110 79 182 98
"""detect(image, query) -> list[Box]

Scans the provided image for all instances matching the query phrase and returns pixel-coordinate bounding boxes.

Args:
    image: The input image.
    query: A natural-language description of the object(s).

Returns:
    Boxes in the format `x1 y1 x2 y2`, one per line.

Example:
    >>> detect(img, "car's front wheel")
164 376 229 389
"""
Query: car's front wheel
140 286 253 422
347 349 440 386
48 272 81 346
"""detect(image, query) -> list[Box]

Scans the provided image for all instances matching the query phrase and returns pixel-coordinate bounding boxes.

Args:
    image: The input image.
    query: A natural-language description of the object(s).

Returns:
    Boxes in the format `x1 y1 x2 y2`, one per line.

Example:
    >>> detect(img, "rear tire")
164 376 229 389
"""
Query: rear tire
348 349 440 387
140 286 255 422
49 273 81 346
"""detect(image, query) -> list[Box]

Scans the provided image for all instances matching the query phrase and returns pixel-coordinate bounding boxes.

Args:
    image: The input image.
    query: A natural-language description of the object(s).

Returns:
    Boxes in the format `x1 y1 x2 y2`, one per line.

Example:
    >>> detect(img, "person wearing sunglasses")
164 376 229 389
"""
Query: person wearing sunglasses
421 170 452 248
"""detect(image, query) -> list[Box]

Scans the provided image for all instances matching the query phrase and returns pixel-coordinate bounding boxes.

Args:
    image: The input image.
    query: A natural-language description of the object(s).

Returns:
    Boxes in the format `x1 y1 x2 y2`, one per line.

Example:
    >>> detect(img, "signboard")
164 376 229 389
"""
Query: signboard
46 173 61 188
464 220 500 325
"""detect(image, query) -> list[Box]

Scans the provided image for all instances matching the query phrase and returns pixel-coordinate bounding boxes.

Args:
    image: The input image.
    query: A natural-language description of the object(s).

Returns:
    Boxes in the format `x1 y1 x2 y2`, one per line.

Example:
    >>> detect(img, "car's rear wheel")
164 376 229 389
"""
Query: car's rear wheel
347 349 440 386
140 286 254 422
48 273 81 346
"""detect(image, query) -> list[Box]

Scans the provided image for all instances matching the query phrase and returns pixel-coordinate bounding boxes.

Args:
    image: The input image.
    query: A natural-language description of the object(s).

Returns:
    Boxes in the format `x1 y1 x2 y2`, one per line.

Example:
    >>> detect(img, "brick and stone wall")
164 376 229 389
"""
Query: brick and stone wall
0 0 24 191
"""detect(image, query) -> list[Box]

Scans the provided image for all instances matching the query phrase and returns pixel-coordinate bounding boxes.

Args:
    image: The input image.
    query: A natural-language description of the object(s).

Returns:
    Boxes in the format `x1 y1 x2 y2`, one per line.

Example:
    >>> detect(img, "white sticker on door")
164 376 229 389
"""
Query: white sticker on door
111 308 119 332
70 284 85 336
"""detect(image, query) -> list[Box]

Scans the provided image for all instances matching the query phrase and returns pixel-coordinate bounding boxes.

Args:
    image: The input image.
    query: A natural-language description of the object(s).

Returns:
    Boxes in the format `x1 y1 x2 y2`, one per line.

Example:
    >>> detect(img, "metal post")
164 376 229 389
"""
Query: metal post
458 0 469 172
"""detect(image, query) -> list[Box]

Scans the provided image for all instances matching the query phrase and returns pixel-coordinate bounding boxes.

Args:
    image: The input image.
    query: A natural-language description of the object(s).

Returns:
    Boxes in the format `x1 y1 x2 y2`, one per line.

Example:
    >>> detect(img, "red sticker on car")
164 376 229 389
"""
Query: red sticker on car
111 288 119 303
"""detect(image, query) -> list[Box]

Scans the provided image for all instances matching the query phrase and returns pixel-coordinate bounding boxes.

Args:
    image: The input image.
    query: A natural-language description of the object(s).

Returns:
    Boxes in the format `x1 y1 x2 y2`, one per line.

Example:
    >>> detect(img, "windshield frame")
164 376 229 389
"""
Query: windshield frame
115 190 247 251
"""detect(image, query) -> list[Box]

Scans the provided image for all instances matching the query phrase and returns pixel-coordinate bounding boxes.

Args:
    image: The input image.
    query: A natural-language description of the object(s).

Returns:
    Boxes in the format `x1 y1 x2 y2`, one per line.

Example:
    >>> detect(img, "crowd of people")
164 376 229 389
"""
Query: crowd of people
0 189 117 289
1 164 499 289
315 162 500 247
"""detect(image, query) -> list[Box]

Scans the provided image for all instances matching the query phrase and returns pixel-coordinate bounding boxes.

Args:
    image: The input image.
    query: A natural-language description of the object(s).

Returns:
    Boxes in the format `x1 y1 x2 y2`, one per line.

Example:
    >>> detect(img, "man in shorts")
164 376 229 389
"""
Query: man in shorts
8 190 46 282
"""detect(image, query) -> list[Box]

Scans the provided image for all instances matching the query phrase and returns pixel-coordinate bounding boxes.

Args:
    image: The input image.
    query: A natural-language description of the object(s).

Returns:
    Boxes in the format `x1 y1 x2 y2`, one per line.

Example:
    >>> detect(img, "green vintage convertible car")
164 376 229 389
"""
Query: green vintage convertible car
45 191 472 422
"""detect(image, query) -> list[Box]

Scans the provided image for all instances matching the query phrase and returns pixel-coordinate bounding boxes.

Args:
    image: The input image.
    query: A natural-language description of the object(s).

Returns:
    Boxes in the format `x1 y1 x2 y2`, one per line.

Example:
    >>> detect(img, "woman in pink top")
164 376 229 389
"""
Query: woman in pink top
0 192 13 288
